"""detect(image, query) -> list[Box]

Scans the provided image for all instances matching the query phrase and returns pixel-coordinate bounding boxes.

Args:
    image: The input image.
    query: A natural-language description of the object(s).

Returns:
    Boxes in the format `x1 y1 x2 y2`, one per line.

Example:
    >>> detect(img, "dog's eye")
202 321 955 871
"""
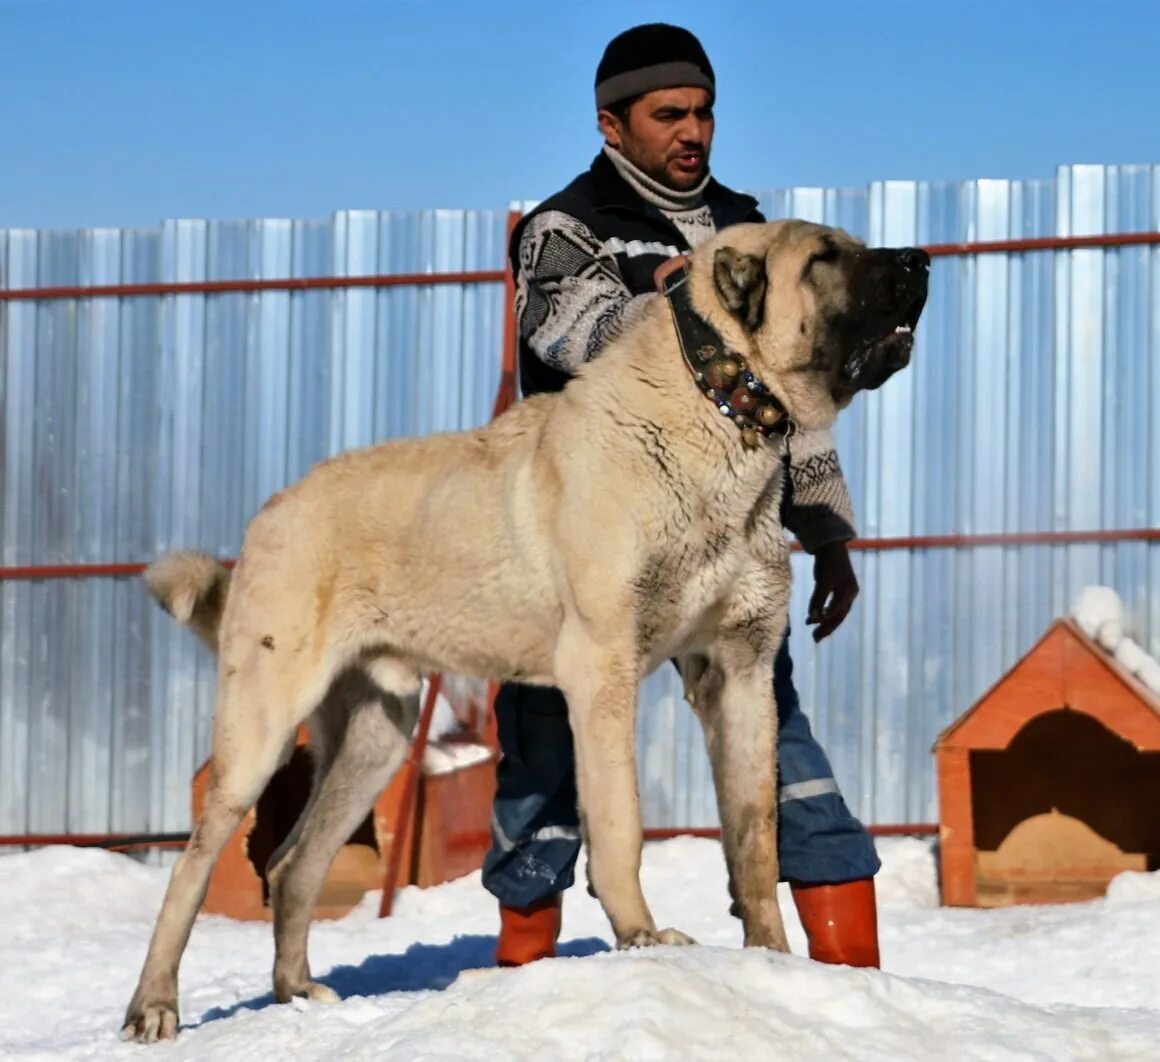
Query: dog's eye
803 240 841 278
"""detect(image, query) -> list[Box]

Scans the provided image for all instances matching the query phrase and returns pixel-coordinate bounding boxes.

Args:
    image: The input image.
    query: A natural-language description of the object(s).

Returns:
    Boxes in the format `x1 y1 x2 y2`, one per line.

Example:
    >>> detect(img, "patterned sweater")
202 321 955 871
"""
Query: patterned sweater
513 149 857 554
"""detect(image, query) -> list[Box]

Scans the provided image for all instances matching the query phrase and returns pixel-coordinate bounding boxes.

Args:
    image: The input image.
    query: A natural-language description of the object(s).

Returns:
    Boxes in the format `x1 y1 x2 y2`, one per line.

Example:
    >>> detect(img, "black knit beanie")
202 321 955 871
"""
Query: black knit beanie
594 23 715 110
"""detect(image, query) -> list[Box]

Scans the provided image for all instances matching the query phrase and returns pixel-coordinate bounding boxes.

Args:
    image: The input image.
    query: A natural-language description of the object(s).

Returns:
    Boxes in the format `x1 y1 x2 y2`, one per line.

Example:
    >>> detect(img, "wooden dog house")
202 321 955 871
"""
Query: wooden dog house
193 722 497 922
935 618 1160 907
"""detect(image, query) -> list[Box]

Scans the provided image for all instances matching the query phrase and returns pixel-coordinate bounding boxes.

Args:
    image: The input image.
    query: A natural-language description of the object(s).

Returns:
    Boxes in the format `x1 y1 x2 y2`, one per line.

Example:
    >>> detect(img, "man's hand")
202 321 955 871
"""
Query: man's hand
806 541 859 642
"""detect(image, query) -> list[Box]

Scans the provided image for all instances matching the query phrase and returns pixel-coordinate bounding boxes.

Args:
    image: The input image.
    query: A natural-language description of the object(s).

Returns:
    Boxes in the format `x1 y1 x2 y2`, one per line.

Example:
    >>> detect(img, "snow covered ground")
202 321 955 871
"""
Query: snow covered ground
2 836 1158 1060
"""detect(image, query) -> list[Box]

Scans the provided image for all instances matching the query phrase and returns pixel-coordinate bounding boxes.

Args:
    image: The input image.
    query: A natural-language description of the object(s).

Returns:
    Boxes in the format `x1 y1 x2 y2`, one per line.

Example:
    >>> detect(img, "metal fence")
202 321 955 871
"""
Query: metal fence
1 161 1157 838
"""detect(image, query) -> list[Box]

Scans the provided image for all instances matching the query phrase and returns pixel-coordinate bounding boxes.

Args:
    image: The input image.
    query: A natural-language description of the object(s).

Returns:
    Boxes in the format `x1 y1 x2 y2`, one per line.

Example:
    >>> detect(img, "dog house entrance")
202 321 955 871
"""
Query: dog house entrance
245 746 381 910
970 708 1160 904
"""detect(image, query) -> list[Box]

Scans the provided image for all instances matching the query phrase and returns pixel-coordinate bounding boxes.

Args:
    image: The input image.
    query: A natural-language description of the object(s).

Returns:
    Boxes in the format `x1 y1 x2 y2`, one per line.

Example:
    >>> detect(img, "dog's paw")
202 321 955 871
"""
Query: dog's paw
744 927 791 953
617 926 697 949
120 1000 179 1044
302 982 341 1004
277 980 341 1006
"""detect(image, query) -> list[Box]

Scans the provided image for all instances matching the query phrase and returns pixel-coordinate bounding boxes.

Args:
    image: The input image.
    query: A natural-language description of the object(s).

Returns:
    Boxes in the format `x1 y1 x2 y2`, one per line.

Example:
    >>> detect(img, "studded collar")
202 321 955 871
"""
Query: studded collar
658 262 793 449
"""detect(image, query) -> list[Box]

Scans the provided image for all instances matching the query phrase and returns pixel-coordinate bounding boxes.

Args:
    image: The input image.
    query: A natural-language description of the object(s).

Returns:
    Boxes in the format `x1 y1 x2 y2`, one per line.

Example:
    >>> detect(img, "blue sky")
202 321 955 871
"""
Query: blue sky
1 0 1157 230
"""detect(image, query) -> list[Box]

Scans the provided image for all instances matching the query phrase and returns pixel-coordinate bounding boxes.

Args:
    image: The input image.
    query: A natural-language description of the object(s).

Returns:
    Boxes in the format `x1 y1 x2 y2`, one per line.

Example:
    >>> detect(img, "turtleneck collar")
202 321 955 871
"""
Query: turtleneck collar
602 144 710 213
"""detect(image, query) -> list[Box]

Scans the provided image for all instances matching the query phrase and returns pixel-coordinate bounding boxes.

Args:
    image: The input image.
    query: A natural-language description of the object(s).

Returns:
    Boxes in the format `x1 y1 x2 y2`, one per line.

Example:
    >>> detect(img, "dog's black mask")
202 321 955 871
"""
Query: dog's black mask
831 247 929 398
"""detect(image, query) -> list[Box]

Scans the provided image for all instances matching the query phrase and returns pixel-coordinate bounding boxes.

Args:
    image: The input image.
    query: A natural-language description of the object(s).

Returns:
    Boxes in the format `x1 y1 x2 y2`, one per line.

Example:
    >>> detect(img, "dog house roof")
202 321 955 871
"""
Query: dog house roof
933 617 1160 754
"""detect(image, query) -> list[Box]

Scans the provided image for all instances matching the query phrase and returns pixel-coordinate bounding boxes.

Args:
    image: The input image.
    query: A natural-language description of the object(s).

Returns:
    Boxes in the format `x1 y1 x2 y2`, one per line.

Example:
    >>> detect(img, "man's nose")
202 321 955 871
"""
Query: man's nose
677 116 710 144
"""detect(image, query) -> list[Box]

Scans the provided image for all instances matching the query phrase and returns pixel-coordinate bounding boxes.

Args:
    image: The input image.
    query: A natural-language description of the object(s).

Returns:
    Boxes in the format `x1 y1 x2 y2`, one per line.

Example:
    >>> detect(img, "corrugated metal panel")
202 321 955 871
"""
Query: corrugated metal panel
1 166 1157 840
0 207 508 840
1 229 39 835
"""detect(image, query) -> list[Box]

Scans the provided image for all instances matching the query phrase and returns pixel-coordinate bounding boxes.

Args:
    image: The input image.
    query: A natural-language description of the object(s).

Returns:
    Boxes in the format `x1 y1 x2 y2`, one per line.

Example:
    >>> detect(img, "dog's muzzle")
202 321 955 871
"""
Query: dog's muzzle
841 247 930 392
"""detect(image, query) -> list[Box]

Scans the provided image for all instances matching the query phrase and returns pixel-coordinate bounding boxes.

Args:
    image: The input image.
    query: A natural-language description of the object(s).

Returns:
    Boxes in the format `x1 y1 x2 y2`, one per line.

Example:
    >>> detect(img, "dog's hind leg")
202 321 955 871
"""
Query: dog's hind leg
268 674 419 1004
262 708 342 895
120 660 324 1044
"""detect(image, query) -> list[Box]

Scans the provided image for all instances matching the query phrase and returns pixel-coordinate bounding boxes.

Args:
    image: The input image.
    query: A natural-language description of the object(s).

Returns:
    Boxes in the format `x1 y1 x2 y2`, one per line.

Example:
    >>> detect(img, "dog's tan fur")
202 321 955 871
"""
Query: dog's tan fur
122 220 914 1042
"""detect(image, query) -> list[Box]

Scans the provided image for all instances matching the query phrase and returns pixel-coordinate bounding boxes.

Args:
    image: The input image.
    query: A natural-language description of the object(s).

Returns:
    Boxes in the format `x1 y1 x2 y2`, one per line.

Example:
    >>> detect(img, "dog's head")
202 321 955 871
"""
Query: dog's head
689 220 929 429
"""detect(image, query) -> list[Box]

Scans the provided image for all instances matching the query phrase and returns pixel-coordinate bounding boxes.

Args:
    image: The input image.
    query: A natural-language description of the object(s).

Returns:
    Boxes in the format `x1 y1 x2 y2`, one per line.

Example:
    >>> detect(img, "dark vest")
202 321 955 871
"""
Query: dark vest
509 152 764 397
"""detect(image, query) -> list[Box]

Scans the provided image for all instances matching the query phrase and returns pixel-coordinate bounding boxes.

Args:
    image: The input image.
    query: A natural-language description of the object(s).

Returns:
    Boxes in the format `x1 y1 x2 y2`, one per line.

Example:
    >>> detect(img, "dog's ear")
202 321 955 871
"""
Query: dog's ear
713 247 767 331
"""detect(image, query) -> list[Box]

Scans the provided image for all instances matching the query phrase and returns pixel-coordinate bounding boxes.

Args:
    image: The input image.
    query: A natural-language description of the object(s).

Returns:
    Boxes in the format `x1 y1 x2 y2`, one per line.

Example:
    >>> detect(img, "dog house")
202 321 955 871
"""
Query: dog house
193 711 497 922
935 617 1160 908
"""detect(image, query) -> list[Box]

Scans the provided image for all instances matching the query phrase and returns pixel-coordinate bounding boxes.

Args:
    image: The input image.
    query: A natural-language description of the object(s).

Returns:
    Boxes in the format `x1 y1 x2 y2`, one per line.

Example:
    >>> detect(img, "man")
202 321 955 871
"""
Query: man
481 23 881 969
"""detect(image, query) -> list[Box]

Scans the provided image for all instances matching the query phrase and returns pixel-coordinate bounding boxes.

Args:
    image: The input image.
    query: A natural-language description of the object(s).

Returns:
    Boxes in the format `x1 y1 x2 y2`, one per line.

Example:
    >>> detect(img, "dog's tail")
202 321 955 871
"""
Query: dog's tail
144 551 231 654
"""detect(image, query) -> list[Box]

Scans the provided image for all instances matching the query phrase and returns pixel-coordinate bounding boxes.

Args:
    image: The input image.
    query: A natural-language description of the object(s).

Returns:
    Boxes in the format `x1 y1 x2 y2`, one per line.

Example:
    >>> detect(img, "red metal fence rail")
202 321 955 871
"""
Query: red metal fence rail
2 230 1157 303
0 832 191 852
0 821 940 853
4 528 1158 583
0 270 505 301
922 231 1160 257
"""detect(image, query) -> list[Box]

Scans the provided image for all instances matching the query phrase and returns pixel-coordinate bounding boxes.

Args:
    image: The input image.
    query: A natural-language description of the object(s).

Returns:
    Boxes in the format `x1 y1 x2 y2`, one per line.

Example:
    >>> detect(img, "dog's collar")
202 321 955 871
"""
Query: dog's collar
658 261 793 449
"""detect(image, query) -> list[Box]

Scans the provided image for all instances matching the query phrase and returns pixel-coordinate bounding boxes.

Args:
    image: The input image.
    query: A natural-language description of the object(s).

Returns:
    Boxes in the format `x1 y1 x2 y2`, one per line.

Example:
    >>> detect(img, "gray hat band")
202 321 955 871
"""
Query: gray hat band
595 60 714 109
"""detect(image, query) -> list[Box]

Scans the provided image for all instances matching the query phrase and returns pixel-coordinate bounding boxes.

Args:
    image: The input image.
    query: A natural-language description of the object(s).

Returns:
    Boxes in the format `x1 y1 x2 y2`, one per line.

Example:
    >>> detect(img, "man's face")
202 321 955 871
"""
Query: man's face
598 86 715 192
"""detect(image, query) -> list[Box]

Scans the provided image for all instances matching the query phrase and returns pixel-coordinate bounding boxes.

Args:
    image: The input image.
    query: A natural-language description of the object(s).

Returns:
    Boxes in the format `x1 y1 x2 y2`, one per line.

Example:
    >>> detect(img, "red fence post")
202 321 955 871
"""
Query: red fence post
378 674 444 917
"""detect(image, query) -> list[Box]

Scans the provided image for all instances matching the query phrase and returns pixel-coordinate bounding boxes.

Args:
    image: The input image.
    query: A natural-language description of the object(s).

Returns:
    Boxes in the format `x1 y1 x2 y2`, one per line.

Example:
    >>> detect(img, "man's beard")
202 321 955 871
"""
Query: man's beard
645 149 709 190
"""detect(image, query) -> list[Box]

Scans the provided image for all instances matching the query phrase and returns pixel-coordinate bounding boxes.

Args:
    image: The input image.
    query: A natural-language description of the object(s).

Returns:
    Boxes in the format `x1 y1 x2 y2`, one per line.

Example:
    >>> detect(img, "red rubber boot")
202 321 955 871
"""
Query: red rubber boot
496 894 563 967
790 878 880 968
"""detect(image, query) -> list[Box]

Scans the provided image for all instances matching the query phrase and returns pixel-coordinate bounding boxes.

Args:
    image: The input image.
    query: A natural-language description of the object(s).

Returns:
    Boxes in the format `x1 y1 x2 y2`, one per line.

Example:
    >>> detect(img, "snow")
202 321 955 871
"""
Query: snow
1071 585 1160 696
2 836 1159 1059
420 679 496 776
420 739 493 776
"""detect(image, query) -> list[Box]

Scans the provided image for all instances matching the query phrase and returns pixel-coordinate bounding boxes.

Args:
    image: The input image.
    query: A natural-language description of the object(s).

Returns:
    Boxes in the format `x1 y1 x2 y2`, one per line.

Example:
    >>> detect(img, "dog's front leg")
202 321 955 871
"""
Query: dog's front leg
556 633 693 950
692 641 790 952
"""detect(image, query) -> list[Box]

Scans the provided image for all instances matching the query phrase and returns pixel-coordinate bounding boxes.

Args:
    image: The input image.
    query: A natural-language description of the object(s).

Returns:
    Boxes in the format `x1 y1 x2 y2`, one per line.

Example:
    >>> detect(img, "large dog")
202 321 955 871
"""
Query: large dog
122 220 928 1042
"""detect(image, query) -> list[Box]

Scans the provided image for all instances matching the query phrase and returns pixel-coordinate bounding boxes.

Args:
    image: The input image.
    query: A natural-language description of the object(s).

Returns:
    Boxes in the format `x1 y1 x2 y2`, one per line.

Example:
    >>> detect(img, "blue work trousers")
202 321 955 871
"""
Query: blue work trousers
481 634 880 907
